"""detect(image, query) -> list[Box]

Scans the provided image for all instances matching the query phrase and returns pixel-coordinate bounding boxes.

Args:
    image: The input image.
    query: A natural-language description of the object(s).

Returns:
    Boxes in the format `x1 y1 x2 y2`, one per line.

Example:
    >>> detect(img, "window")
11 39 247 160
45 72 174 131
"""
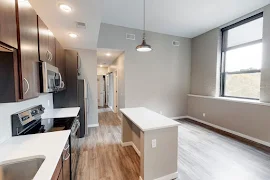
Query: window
220 13 263 100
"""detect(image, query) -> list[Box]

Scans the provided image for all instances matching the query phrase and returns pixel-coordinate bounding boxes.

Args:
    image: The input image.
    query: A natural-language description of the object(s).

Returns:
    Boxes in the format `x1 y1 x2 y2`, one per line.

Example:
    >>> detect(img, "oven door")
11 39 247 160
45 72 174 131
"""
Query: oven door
40 62 64 93
70 117 80 180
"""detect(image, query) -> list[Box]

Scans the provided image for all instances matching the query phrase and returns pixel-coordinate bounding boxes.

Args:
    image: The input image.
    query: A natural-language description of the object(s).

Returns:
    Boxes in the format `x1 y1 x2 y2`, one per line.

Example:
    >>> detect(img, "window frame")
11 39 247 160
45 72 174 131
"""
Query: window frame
220 12 263 100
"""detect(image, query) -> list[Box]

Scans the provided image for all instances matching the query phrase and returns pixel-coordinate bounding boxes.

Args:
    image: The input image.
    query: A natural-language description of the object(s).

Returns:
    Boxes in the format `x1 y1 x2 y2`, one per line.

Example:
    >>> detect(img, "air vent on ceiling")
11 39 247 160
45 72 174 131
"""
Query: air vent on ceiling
172 40 180 46
76 21 86 29
126 33 135 40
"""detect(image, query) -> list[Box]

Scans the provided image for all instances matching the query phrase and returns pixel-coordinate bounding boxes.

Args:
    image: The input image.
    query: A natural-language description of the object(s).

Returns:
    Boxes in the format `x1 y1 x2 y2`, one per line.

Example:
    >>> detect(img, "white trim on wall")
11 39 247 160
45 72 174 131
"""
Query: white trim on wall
88 124 99 128
170 116 188 120
154 172 178 180
121 141 141 157
185 116 270 148
188 94 270 107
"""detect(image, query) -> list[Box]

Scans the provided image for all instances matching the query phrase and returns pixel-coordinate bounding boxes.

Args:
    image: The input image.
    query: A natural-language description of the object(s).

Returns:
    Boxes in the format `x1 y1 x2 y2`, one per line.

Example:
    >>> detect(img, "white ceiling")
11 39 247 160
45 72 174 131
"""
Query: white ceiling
102 0 270 38
29 0 104 49
97 49 123 67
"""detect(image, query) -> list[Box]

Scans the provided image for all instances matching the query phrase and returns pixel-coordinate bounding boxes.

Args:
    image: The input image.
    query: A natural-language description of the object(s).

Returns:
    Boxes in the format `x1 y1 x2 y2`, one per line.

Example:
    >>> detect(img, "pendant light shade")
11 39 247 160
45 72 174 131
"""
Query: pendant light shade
136 36 152 52
136 0 152 52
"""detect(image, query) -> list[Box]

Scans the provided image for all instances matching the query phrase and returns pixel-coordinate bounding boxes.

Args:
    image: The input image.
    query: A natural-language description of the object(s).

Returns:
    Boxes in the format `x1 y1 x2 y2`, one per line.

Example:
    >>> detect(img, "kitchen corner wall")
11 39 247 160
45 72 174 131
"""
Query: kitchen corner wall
108 53 125 117
188 5 270 144
77 49 98 126
0 93 53 144
98 23 191 117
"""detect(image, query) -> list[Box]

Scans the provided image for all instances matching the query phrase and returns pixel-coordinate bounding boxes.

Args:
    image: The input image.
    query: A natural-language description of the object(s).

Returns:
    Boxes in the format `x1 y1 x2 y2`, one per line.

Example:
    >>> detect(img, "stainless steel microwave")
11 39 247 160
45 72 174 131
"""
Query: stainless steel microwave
40 62 64 93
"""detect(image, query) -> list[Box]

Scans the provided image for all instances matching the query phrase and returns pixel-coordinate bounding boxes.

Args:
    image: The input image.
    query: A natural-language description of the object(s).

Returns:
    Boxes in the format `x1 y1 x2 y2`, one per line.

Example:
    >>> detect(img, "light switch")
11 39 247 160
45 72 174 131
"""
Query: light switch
152 139 157 148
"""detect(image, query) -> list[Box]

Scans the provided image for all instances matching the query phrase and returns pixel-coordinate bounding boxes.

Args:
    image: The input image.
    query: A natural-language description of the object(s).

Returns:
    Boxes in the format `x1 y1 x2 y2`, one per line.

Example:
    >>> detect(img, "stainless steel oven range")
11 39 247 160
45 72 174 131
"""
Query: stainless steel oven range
11 105 80 180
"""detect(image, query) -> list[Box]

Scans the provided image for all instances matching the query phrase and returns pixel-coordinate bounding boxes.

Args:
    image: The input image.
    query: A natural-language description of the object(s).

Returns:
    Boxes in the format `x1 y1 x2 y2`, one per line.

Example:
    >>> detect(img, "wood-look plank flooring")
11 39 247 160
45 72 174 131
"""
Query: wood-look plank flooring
75 112 140 180
75 112 270 180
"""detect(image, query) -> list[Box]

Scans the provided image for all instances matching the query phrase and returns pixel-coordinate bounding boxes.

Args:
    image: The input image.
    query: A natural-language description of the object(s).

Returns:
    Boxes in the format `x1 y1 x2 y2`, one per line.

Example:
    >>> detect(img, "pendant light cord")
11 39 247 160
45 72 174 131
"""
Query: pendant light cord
143 0 146 40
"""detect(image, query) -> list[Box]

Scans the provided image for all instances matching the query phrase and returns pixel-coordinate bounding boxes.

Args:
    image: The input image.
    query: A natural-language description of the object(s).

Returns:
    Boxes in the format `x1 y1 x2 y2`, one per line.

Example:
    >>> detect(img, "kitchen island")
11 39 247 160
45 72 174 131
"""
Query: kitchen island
120 107 180 180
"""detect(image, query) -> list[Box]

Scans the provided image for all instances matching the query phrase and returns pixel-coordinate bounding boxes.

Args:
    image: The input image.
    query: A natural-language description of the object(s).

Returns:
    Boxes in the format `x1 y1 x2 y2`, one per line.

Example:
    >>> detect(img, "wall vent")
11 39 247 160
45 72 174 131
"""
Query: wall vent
126 33 135 40
172 40 180 46
76 21 86 29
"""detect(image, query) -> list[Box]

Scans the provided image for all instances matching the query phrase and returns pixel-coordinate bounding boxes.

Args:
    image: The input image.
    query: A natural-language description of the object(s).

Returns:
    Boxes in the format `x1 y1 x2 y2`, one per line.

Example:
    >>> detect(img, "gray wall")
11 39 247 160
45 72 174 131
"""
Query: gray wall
98 23 191 117
188 5 270 144
261 5 270 102
190 29 221 96
108 53 125 116
77 49 98 126
188 95 270 143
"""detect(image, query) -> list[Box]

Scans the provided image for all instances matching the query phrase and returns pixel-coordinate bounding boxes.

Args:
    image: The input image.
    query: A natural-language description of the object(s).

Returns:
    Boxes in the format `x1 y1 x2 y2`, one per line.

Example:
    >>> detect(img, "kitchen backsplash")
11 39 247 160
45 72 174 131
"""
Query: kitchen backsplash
0 93 53 144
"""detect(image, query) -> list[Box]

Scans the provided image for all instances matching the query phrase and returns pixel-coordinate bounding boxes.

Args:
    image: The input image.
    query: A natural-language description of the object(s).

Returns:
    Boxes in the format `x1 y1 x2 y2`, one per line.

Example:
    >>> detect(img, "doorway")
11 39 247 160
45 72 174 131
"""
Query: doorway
107 71 118 113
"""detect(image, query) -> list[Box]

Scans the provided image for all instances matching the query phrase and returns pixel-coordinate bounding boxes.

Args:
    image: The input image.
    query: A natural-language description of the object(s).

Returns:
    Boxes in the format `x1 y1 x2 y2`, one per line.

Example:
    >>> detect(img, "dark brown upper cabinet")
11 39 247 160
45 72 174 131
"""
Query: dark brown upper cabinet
55 40 66 85
49 34 56 65
16 0 40 100
37 16 55 65
0 0 18 48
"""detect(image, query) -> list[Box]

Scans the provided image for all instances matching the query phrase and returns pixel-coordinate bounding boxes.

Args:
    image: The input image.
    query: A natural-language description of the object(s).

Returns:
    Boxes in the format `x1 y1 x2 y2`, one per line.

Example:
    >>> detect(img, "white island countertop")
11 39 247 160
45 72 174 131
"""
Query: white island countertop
0 130 70 180
120 107 180 131
42 107 80 119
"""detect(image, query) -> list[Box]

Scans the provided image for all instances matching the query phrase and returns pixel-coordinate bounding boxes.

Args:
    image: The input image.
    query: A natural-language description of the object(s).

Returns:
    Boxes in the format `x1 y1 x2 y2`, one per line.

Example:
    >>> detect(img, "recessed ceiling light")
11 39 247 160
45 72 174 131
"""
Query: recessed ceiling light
69 33 77 38
100 65 103 67
106 53 111 56
59 4 72 13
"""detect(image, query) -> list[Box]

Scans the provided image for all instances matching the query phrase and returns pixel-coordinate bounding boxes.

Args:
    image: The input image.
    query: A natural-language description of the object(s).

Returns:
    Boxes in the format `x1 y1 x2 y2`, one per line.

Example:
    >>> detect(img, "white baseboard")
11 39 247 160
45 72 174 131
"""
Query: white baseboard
186 116 270 148
121 141 141 156
154 172 178 180
88 124 99 128
170 116 188 120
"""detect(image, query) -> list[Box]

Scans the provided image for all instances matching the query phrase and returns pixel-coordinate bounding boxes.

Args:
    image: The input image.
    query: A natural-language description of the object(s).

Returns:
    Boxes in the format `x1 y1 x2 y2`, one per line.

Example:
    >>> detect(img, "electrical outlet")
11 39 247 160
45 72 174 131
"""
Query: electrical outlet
203 113 206 117
152 139 157 148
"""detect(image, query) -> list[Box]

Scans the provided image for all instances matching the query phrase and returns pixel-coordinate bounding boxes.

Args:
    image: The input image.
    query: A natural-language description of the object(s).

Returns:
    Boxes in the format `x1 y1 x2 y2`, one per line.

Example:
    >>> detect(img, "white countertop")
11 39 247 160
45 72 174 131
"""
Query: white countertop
42 107 80 119
0 131 70 180
120 107 180 131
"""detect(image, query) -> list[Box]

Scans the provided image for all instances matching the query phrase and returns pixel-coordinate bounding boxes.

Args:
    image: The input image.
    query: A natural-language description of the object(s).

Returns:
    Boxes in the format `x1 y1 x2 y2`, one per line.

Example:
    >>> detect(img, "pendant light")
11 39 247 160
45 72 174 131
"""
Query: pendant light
136 0 152 52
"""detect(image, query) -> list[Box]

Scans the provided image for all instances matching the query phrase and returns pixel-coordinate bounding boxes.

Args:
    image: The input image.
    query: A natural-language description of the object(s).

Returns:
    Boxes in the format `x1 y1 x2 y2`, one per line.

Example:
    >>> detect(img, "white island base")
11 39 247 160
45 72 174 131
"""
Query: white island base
120 107 180 180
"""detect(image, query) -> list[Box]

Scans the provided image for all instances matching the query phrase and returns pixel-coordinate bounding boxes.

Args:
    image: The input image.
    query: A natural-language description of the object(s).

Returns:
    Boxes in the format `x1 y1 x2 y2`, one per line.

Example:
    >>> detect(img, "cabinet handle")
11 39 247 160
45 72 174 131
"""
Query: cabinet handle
49 51 52 61
23 78 30 95
46 50 49 61
64 144 70 151
63 152 70 161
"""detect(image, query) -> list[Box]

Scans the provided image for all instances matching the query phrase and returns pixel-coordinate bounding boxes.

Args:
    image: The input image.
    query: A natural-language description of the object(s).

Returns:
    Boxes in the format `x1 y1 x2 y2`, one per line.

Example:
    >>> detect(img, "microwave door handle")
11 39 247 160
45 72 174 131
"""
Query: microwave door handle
58 72 63 88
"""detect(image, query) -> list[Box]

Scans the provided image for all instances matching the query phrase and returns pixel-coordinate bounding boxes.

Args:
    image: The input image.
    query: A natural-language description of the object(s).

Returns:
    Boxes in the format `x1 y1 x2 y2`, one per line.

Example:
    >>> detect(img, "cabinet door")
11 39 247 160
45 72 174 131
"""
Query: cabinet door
57 169 63 180
0 0 17 48
17 0 39 100
37 16 49 62
55 40 66 84
62 144 71 180
48 34 56 65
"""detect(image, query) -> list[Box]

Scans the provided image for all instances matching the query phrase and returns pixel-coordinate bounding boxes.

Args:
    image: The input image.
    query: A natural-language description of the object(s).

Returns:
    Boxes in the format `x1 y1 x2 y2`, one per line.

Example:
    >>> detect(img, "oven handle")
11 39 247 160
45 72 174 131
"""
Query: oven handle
71 117 80 135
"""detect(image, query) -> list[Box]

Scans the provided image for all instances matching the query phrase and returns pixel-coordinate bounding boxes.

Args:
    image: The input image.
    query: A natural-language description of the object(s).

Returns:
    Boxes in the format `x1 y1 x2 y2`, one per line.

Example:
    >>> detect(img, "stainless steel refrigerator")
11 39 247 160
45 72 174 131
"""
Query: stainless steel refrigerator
78 79 88 138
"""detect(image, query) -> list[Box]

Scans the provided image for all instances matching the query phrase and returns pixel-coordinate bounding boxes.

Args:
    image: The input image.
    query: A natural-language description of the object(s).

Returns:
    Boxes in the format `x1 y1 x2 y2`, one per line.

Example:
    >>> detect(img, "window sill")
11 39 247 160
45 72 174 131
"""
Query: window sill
188 94 270 107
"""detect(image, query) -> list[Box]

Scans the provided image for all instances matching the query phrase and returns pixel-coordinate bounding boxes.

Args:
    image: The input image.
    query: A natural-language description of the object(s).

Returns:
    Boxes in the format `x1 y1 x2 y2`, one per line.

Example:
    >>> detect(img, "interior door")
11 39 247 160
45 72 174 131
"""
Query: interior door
97 75 105 107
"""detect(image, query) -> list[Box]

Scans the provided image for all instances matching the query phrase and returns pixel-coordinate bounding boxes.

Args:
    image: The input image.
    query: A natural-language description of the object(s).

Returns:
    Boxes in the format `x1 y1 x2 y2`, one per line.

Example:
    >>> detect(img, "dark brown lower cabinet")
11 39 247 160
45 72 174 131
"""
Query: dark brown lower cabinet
63 149 71 180
51 139 71 180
